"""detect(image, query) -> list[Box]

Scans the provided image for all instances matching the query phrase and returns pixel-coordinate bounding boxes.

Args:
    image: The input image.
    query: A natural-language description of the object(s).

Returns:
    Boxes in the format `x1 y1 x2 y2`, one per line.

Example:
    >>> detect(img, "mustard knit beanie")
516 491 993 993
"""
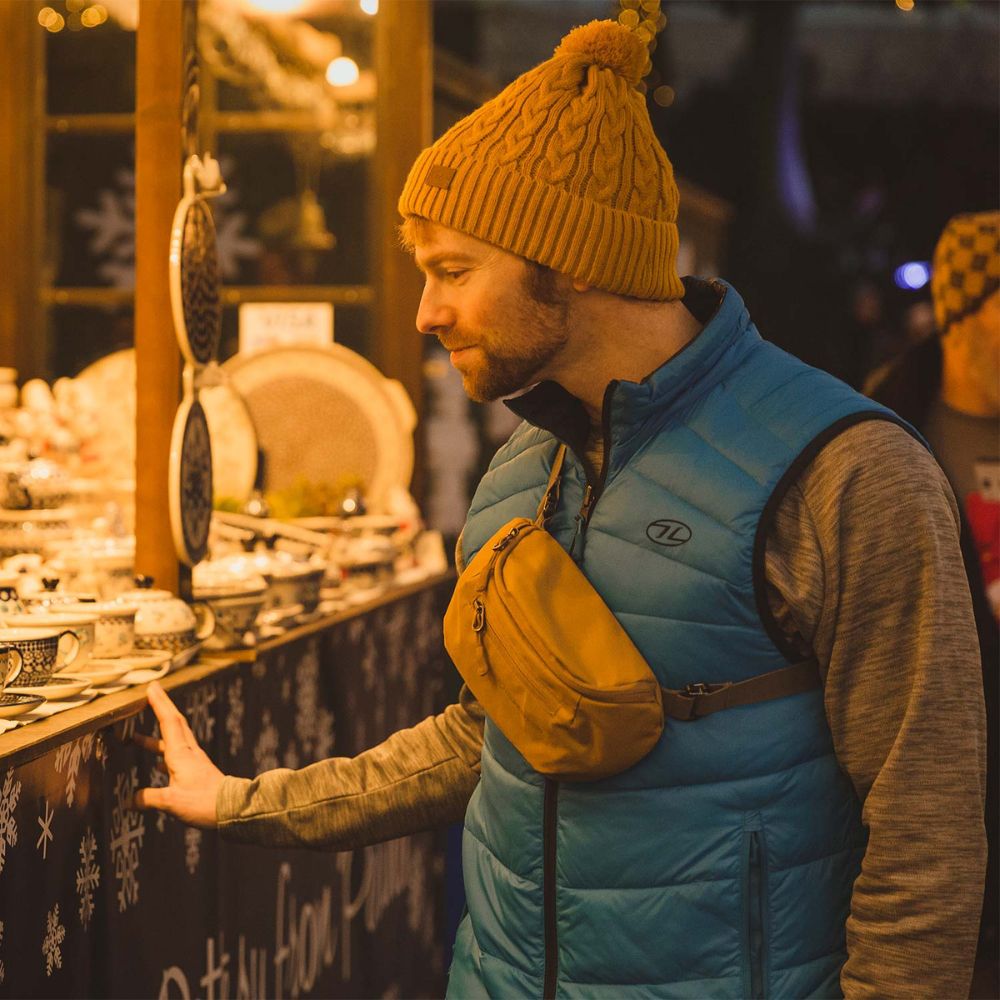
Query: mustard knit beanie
931 211 1000 333
398 20 683 301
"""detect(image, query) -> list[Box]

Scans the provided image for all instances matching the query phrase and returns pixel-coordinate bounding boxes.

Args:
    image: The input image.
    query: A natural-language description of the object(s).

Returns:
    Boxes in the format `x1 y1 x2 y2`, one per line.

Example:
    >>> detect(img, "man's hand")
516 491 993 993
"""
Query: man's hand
133 681 224 828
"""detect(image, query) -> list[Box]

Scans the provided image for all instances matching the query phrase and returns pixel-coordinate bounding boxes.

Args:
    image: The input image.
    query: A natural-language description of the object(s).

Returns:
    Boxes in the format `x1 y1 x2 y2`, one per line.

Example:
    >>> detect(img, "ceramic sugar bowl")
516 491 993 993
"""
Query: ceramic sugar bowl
119 576 215 658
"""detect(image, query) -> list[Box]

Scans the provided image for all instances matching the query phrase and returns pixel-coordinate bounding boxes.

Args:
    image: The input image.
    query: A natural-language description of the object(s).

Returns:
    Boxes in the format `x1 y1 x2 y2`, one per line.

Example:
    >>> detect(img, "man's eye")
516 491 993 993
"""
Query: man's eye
445 270 467 281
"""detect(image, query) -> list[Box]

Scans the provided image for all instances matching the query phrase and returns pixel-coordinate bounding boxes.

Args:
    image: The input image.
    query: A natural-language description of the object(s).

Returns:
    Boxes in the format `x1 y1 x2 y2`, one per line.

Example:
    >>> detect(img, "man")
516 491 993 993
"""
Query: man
868 212 999 996
136 21 986 999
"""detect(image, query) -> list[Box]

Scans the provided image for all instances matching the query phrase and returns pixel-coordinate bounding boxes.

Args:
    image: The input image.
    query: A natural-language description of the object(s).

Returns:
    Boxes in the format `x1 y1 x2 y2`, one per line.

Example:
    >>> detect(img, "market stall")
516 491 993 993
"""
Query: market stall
0 575 454 997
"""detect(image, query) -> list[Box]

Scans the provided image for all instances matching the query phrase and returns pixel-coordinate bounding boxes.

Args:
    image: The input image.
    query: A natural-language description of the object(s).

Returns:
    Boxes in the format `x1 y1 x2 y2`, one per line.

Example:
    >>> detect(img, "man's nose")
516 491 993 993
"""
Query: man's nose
416 284 453 337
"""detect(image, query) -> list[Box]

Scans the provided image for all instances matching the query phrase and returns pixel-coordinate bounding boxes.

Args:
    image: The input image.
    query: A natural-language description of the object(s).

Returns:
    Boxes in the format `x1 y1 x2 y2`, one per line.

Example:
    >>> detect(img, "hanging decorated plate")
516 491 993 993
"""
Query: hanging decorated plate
168 396 213 567
169 194 221 368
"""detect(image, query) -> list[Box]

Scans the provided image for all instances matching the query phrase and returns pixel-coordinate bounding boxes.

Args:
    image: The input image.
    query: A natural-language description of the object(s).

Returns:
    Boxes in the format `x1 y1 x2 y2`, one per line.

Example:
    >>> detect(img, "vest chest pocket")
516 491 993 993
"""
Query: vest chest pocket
743 822 770 999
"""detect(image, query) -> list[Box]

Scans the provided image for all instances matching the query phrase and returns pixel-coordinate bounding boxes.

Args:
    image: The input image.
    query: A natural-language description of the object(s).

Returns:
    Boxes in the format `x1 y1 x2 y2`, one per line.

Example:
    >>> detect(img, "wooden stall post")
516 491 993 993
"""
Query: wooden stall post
135 0 199 595
373 0 432 503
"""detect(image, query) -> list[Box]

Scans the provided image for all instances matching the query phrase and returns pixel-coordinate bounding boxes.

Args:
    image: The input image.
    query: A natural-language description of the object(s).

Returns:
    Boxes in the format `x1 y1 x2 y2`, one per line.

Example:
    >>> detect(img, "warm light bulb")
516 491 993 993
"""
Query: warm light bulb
245 0 306 13
326 57 360 87
895 0 915 10
360 0 378 14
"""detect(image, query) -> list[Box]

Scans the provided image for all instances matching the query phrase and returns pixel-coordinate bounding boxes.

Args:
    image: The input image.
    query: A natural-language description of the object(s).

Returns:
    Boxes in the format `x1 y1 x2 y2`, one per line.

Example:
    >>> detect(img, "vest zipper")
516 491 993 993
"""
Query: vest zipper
542 778 559 999
747 830 766 999
569 381 617 561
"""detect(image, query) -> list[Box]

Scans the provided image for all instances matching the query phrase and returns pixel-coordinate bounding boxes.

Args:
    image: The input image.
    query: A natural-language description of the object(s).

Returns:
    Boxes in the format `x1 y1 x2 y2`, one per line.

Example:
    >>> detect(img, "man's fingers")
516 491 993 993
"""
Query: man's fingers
132 733 165 754
146 682 197 747
134 786 169 812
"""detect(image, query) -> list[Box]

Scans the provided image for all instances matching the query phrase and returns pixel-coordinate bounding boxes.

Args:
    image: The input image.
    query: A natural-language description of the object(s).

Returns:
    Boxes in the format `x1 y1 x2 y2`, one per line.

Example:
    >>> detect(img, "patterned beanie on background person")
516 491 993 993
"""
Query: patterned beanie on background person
931 211 1000 334
398 21 683 301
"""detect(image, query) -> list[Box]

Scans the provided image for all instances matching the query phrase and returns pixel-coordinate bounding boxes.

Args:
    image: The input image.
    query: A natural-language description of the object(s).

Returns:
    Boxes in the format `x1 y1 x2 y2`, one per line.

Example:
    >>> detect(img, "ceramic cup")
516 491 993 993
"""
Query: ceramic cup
0 645 22 694
1 612 97 670
0 626 80 682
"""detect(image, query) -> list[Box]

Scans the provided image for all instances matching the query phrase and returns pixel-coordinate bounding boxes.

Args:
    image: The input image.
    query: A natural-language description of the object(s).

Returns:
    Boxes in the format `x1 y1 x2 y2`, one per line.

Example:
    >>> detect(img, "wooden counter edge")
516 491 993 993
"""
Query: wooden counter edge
0 571 455 771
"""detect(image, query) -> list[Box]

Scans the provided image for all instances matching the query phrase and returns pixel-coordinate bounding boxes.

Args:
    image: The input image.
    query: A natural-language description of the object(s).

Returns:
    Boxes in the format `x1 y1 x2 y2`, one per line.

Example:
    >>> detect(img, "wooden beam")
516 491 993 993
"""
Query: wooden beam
135 0 198 596
373 0 432 504
0 0 46 381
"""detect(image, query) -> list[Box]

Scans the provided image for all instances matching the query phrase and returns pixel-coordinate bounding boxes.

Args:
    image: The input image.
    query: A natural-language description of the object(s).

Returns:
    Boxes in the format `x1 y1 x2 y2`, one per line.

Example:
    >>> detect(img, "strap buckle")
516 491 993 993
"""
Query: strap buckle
683 682 712 697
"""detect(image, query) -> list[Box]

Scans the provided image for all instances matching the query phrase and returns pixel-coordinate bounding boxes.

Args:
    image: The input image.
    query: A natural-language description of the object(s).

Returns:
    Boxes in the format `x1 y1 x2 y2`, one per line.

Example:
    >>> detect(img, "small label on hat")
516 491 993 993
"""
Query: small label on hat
425 164 456 190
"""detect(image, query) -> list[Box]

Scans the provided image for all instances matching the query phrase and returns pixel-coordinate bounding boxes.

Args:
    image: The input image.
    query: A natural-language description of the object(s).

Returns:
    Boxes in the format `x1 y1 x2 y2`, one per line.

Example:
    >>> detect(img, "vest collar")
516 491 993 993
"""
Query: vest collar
505 278 757 467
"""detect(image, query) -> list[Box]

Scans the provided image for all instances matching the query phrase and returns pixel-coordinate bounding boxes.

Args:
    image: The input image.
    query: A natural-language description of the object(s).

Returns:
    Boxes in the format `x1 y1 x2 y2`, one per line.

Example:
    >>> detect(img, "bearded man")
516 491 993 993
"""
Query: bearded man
137 21 986 999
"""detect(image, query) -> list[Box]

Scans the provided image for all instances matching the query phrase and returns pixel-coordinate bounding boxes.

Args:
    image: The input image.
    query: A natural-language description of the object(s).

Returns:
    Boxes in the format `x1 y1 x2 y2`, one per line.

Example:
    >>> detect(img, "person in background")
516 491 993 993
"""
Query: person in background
135 22 987 999
869 211 999 997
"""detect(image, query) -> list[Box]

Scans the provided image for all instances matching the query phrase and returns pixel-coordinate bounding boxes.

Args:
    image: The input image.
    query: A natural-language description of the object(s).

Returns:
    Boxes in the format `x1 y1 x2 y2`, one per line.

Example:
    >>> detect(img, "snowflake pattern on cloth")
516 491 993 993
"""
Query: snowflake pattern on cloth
226 678 244 757
185 686 217 745
36 800 54 860
294 640 335 760
110 767 145 912
76 828 101 930
0 769 21 875
254 709 280 775
42 904 65 977
53 733 95 808
185 828 201 875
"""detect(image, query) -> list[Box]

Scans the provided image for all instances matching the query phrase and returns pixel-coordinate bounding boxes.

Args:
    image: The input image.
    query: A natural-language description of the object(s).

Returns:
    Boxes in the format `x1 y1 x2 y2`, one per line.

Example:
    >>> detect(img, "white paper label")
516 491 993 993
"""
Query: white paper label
238 303 334 354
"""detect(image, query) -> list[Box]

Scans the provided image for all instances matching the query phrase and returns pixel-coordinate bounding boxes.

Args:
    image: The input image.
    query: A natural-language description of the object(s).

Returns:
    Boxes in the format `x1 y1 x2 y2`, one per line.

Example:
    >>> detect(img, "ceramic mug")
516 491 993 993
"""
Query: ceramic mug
0 627 80 682
2 612 97 670
0 645 22 694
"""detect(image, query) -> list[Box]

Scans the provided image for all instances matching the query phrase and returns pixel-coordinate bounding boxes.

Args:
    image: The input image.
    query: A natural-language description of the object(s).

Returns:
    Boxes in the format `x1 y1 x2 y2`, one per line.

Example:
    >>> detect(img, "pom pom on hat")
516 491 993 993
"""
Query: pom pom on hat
555 20 648 87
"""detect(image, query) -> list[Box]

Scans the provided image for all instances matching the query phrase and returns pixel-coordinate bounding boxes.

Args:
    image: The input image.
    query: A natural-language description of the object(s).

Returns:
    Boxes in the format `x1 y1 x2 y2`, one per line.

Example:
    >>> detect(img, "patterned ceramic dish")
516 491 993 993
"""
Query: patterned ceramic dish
10 674 91 699
117 577 215 653
0 692 44 719
0 612 98 669
0 626 81 681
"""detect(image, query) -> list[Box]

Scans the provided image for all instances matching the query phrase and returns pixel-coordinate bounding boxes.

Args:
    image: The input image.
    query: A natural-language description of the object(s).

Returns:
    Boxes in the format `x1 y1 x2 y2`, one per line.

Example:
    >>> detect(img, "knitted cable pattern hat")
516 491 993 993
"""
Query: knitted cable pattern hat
931 211 1000 333
398 20 683 301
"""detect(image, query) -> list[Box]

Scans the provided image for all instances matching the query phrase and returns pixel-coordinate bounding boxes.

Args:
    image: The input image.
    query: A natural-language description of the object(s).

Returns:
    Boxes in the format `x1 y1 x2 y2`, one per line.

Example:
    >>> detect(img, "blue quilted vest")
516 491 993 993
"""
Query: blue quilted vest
448 280 916 999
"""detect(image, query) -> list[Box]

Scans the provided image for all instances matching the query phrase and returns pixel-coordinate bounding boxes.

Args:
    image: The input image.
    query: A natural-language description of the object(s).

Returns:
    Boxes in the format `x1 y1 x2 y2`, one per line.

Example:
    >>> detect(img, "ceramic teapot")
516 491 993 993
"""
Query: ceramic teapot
118 575 215 654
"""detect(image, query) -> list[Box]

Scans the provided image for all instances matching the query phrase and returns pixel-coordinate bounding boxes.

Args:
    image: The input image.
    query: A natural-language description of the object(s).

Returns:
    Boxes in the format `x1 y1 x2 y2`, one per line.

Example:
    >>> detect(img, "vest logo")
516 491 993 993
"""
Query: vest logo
646 519 692 547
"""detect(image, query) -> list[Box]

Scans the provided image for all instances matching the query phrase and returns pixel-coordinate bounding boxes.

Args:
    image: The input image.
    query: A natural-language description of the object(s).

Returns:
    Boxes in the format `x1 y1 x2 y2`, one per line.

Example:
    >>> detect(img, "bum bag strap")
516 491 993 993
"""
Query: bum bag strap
534 443 568 526
662 658 821 722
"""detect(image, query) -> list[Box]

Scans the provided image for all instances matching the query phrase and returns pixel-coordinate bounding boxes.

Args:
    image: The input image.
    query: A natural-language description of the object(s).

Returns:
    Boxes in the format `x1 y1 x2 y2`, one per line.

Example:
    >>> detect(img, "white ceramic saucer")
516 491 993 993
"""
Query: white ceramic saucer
10 675 92 699
0 691 45 718
58 660 134 687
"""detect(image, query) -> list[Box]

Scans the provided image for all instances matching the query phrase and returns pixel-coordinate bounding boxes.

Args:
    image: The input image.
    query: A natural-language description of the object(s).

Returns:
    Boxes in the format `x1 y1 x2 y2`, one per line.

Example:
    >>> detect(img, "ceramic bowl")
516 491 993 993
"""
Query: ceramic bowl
118 578 214 653
45 537 135 599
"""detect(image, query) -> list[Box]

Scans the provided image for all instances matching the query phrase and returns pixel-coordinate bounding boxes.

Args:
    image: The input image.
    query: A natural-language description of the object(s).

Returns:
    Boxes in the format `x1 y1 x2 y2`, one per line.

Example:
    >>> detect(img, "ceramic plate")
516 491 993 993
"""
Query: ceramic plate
0 692 45 718
76 349 257 505
170 641 203 671
10 675 91 699
223 345 416 513
199 382 259 503
59 660 134 686
169 396 213 567
169 196 221 367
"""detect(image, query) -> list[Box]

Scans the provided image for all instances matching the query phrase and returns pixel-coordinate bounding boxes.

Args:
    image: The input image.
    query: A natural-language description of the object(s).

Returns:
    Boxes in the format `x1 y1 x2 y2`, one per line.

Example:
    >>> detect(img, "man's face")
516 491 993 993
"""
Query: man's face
412 222 570 402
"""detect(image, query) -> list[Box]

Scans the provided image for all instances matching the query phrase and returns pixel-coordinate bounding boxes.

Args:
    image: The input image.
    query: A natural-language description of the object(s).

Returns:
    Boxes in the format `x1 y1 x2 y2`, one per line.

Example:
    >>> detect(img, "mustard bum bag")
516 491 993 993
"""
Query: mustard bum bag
444 444 821 781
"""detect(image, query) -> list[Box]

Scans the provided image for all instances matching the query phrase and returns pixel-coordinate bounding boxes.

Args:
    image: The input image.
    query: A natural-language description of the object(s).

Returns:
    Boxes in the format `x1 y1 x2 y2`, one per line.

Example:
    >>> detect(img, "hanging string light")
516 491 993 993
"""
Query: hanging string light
618 0 665 96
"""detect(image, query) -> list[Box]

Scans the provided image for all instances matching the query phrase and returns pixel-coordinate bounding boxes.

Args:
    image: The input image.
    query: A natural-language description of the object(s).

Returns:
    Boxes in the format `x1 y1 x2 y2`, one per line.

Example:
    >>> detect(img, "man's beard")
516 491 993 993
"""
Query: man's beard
455 287 570 403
